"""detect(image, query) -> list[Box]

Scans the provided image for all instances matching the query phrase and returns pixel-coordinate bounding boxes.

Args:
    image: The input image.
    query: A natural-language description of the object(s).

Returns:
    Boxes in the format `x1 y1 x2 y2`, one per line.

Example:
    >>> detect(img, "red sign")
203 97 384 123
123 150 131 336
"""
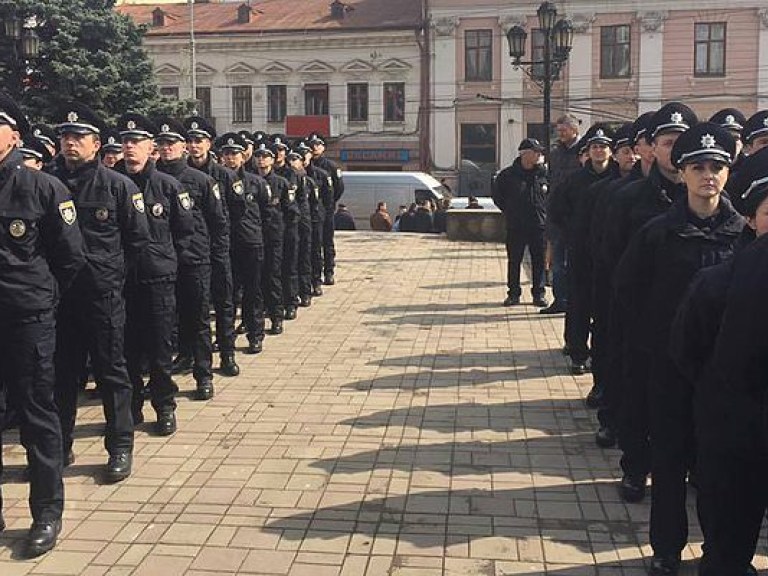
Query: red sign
285 116 331 138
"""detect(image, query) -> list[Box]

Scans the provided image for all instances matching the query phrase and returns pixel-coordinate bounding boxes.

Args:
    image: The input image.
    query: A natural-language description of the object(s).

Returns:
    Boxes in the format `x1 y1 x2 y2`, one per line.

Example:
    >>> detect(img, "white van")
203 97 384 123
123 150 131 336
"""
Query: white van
340 171 448 230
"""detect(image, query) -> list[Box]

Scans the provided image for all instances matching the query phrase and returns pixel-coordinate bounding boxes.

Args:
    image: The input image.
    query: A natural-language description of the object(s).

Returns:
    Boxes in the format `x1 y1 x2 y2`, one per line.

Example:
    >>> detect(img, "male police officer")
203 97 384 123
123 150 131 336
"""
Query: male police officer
116 114 196 436
155 118 226 401
50 102 151 483
302 142 333 296
184 116 239 377
287 145 316 307
0 94 85 557
308 132 343 285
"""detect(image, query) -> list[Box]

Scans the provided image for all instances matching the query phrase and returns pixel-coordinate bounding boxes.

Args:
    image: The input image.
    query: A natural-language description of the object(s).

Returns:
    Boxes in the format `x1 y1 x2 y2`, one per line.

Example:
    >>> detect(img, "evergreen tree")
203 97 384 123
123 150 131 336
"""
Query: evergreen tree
0 0 190 122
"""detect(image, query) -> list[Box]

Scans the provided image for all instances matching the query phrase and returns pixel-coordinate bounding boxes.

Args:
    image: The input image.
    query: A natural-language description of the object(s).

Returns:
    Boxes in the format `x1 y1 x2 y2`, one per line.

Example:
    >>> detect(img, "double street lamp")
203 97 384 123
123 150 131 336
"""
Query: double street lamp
506 1 573 159
0 4 41 101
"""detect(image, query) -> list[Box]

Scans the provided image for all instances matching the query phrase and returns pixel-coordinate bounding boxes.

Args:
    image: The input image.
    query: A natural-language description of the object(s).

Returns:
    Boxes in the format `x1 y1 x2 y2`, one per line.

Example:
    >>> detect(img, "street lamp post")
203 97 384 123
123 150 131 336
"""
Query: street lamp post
506 1 573 160
0 3 40 102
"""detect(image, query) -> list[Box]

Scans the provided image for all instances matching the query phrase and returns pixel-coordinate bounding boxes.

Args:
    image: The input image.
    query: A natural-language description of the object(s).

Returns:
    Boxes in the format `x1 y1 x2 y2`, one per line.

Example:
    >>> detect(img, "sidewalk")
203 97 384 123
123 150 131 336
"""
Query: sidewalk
0 231 763 575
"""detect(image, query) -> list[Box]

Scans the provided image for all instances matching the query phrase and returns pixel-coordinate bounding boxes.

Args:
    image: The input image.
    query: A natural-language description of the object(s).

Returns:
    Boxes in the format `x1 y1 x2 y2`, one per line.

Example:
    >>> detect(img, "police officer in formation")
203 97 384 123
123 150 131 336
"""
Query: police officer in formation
0 91 344 557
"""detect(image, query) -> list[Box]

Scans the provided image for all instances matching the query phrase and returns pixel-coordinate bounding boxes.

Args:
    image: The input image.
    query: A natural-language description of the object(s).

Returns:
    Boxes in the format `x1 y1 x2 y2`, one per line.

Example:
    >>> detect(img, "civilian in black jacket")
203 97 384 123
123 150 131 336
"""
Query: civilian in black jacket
492 137 548 306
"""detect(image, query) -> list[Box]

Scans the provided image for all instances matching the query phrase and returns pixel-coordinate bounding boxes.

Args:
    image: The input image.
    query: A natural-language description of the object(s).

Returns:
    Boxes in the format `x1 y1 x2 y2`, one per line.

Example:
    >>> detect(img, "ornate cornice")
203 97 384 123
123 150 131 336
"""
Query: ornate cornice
569 13 596 34
431 16 459 37
759 8 768 30
498 15 528 35
637 11 668 33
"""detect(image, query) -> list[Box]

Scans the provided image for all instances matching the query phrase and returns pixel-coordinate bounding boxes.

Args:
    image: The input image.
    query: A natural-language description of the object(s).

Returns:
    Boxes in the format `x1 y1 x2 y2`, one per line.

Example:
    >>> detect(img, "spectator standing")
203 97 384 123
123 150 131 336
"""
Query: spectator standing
370 201 393 231
333 204 356 230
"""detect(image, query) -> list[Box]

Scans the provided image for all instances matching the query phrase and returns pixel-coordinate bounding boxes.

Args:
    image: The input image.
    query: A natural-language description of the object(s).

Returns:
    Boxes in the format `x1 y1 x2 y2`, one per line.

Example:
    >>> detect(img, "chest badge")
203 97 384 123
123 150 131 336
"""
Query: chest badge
95 207 109 221
152 203 164 217
233 180 244 195
9 219 26 238
132 192 146 214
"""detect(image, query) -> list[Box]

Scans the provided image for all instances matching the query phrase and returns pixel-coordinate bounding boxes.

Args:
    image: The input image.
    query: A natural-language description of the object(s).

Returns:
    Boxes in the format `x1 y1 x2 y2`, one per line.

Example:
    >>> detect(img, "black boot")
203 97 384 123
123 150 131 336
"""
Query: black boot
595 426 616 448
25 519 62 558
220 353 240 377
271 318 283 335
105 452 132 483
155 411 177 436
299 295 312 307
312 284 324 297
619 474 647 503
284 306 297 320
323 273 335 285
246 339 263 354
195 380 214 401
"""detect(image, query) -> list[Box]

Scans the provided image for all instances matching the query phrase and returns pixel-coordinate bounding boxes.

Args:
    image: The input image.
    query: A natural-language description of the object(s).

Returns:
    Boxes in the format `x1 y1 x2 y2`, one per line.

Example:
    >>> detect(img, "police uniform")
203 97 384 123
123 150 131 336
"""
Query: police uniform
29 123 58 174
155 118 226 401
305 158 332 295
184 116 239 377
0 95 85 557
100 127 123 167
116 114 196 436
308 132 343 284
217 133 271 352
291 142 318 304
614 122 744 575
548 124 618 374
18 133 54 169
601 103 697 502
49 102 151 484
669 150 768 576
271 134 301 319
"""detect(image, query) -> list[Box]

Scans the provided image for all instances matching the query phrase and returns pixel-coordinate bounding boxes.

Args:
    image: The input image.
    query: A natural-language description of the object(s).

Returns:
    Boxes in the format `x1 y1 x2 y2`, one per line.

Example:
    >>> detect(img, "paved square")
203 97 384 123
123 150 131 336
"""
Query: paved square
1 231 766 574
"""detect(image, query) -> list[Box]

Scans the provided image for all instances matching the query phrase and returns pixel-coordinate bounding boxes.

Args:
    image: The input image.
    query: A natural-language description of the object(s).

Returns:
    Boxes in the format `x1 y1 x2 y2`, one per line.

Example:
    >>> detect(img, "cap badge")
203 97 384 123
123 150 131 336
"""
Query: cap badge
33 128 41 136
161 124 170 133
701 134 716 149
671 112 683 124
725 115 735 124
9 219 26 239
67 111 79 123
191 121 199 130
763 117 768 128
228 138 235 145
107 136 116 145
596 129 604 138
127 120 136 130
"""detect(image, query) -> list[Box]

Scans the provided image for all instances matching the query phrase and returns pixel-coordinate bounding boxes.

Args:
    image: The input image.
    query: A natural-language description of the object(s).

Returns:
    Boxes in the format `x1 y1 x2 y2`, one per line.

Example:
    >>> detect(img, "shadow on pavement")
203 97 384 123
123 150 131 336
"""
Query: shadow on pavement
361 302 503 315
421 280 507 290
363 312 548 326
370 349 564 369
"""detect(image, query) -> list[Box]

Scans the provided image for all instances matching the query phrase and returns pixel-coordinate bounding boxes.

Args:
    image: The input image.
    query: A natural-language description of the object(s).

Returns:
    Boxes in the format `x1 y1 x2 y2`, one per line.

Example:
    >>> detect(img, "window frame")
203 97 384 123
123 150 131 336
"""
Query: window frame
304 83 329 116
600 24 631 79
694 22 726 77
347 82 369 122
231 85 252 124
383 82 405 123
267 84 287 123
195 86 211 119
159 86 179 99
465 29 493 82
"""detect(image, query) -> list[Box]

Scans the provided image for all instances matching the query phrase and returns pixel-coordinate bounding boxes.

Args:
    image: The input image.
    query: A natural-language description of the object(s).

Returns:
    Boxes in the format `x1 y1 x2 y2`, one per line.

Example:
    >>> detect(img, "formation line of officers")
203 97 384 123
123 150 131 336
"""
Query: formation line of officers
0 93 344 558
493 102 768 575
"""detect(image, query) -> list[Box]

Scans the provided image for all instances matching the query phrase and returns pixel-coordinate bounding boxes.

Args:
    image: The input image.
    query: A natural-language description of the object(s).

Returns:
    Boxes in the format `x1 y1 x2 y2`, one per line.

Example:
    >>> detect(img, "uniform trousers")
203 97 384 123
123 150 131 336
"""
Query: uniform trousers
211 256 235 355
263 230 284 320
125 280 178 415
505 226 546 299
282 216 299 307
310 217 324 287
176 265 213 384
297 212 313 297
322 207 336 276
232 245 265 343
55 289 134 456
617 341 652 478
565 250 592 365
0 311 63 522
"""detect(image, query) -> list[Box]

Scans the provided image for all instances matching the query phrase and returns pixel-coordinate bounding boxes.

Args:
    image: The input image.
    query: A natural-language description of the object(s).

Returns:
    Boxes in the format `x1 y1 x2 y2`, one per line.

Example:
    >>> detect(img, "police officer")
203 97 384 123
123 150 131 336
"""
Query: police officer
217 132 271 353
100 127 123 168
614 122 744 575
741 110 768 156
184 116 239 377
116 114 196 436
155 118 226 401
308 132 343 285
287 145 316 307
18 133 54 171
602 102 698 503
0 94 85 557
253 142 289 334
303 142 333 296
50 102 151 484
29 123 58 173
271 134 301 320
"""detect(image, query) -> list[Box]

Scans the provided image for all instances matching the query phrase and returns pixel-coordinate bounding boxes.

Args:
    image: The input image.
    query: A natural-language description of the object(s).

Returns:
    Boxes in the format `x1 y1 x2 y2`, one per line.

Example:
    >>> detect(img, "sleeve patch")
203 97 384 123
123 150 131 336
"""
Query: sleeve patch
132 192 146 214
58 200 77 225
212 183 221 200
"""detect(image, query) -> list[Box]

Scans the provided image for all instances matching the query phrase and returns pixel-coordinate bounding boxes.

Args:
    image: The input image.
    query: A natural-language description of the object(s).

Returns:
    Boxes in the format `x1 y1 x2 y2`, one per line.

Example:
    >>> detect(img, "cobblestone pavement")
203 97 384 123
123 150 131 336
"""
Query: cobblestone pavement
1 231 766 575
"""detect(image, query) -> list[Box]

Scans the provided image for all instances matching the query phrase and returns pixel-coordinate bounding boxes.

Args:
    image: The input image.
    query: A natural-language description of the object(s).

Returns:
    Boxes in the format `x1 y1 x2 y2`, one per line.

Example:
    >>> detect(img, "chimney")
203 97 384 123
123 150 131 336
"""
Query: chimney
330 0 345 19
152 7 165 27
237 3 251 24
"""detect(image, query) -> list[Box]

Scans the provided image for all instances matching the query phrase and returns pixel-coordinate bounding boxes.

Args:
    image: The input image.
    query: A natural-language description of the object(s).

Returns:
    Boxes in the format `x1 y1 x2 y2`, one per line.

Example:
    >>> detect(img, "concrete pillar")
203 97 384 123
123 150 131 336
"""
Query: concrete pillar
637 11 668 114
759 9 768 110
431 16 459 170
567 14 595 126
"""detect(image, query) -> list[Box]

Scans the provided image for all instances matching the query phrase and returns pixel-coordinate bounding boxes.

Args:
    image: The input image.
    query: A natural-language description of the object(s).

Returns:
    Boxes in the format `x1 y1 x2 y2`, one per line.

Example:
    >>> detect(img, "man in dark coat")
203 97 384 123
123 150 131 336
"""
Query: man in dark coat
333 204 356 230
614 122 745 575
492 137 548 307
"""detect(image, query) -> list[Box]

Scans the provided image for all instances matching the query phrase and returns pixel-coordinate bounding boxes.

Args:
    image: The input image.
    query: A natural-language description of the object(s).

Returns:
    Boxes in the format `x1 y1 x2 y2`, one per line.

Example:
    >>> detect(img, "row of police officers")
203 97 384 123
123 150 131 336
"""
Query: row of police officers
0 93 344 558
546 104 768 575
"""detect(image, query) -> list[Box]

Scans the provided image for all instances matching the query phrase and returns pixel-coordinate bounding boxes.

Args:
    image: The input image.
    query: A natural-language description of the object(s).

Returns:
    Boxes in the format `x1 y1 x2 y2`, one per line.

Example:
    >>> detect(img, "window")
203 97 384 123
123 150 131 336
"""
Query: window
347 83 368 122
159 86 179 99
383 82 405 122
460 124 497 166
267 85 287 122
600 25 631 78
465 29 492 82
695 22 726 76
305 84 329 115
195 87 211 119
232 85 252 123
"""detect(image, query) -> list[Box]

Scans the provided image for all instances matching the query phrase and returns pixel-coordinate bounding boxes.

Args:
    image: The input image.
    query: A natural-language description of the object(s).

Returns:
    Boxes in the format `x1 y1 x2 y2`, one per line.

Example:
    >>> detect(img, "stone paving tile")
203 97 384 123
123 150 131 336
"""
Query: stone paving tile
3 232 768 575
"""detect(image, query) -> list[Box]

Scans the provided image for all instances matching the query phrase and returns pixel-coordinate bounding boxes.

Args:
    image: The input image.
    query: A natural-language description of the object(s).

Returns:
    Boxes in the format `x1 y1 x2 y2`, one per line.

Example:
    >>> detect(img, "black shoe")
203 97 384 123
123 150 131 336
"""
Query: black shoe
533 296 549 308
171 355 193 375
595 426 617 448
312 285 324 297
25 519 61 558
246 340 263 354
503 296 521 306
212 340 220 353
105 452 132 483
571 363 588 376
195 380 214 401
540 302 566 315
648 554 680 575
299 295 312 307
585 384 602 408
284 306 297 320
620 474 647 503
235 323 247 335
561 345 571 356
155 412 177 436
271 318 283 335
142 385 152 400
0 512 5 532
219 353 240 377
324 273 335 285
